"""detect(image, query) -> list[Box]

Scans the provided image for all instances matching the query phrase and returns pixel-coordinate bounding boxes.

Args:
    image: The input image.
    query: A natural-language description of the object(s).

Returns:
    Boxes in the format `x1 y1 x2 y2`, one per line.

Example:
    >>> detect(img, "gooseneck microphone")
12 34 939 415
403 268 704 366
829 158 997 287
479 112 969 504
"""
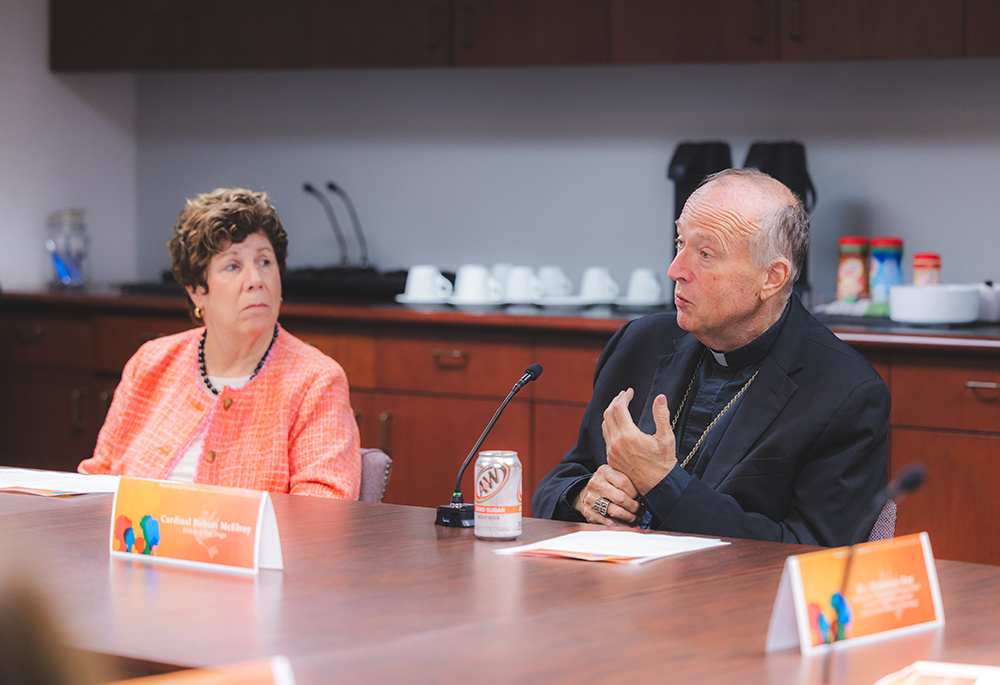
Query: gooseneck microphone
435 364 543 527
326 182 370 270
303 182 349 267
822 463 927 683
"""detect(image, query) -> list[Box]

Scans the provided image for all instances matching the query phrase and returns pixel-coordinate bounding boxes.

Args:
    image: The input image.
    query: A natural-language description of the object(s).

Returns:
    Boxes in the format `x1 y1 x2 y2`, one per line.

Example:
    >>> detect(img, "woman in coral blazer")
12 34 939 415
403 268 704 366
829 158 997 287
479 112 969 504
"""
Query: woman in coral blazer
79 188 360 499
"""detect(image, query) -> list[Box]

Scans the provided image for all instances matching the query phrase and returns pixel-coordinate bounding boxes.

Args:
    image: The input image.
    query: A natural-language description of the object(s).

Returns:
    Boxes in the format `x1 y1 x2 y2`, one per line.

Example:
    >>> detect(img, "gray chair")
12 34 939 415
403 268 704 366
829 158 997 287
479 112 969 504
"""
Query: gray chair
867 499 897 542
359 448 393 502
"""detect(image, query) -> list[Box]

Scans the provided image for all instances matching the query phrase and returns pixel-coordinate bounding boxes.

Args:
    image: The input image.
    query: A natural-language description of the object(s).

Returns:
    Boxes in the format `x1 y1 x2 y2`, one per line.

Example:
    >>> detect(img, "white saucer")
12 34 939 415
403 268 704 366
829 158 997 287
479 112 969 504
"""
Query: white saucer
395 294 449 305
446 296 504 307
535 295 606 307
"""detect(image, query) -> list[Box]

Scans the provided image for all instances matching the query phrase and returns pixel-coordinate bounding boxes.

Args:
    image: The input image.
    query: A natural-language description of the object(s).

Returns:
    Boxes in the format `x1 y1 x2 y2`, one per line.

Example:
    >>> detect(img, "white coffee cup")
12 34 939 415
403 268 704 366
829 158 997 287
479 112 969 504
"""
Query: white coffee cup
538 265 573 297
579 266 619 302
404 265 452 302
504 266 544 303
491 263 513 287
625 268 663 303
452 264 503 303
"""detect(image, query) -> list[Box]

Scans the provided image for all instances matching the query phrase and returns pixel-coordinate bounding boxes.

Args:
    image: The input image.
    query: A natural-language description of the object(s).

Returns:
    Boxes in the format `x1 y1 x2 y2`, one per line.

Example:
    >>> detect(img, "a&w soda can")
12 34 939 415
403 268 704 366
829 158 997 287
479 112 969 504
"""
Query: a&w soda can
474 450 522 540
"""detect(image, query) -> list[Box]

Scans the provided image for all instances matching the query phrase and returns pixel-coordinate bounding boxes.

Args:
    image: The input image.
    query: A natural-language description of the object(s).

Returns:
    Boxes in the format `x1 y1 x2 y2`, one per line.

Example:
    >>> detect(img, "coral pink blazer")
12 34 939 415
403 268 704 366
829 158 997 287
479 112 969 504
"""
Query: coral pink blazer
79 325 361 499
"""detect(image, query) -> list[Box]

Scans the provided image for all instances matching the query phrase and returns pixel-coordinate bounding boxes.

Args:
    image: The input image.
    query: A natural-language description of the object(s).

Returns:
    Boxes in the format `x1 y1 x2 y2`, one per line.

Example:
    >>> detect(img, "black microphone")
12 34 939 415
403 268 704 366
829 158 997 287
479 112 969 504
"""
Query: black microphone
326 182 370 270
435 364 543 527
822 463 927 683
303 182 349 267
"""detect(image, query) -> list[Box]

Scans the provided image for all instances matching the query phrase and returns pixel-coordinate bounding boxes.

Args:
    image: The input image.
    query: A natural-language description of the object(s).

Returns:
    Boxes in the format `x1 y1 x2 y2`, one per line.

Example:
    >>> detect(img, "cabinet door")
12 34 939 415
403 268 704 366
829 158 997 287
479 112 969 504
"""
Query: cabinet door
307 0 451 67
172 0 308 69
778 0 962 61
454 0 609 66
532 403 587 512
611 0 778 64
363 392 532 509
890 353 1000 432
891 428 1000 565
966 0 1000 58
0 367 100 472
50 0 152 70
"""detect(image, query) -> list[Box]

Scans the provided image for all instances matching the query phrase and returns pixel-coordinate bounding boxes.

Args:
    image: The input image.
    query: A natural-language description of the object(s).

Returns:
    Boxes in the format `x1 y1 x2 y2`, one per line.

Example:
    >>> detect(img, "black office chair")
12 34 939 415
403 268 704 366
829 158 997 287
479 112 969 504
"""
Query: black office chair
359 448 393 503
867 499 897 542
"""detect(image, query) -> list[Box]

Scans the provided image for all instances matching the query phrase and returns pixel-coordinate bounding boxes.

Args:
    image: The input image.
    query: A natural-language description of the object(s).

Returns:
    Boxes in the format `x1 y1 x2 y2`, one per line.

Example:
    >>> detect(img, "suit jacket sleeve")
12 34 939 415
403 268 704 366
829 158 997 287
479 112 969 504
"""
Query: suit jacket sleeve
531 321 637 520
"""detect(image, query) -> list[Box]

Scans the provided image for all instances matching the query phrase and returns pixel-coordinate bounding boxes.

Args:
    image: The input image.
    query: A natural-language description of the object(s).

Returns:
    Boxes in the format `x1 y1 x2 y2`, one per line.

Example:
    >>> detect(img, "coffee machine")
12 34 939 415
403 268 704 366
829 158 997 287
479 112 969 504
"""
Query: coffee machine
743 141 816 302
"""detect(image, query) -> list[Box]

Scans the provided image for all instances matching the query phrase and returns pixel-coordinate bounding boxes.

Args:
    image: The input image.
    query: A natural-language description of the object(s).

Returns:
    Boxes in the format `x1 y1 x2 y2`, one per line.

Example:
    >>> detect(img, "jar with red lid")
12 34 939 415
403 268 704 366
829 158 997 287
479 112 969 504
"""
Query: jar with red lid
869 237 904 302
837 236 869 302
913 253 941 285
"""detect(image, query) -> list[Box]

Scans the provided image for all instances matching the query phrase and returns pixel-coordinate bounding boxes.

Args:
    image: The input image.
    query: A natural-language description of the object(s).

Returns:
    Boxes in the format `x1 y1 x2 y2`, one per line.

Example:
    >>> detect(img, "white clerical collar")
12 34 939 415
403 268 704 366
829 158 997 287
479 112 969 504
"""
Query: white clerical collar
710 349 728 367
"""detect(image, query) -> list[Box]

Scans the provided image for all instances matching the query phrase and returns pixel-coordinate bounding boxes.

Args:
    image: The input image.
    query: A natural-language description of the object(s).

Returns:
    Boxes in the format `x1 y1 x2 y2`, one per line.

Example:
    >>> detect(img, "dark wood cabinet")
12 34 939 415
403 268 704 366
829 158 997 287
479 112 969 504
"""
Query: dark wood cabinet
966 0 1000 58
306 1 451 68
611 0 778 64
50 0 309 71
453 0 609 67
778 0 963 61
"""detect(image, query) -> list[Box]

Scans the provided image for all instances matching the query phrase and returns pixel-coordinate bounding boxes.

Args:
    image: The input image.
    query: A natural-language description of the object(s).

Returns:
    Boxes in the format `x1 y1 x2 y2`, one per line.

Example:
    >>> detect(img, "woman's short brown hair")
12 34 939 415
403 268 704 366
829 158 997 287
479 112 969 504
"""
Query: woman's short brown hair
168 188 288 314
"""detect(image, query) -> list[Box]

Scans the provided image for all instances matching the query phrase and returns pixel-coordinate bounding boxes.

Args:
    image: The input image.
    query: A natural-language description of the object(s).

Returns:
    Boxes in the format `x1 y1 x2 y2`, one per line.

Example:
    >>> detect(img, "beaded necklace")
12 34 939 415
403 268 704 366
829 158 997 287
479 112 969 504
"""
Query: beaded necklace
198 324 278 396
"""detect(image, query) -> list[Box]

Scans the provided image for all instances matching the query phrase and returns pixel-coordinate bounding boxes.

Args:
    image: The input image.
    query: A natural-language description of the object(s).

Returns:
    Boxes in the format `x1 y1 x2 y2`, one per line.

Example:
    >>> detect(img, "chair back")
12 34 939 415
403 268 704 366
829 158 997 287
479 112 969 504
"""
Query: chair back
359 448 392 502
867 499 897 542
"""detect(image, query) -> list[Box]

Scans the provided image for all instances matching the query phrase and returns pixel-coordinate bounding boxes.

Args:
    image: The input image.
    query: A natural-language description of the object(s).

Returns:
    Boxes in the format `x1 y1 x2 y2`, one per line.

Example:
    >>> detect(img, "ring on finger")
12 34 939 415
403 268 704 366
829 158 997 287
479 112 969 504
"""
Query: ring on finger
593 497 611 517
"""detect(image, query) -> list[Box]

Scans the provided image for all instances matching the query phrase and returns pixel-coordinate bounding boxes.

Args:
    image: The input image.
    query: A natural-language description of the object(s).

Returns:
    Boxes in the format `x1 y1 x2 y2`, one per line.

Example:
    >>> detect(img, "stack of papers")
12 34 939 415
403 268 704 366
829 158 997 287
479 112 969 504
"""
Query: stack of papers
494 530 728 565
874 661 1000 685
0 468 120 496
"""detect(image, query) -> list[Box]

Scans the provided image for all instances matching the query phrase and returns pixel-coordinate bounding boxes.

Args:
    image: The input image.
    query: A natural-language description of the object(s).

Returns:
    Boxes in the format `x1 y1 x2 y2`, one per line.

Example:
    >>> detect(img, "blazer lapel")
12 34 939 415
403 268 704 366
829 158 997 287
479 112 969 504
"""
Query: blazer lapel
699 356 798 488
636 333 703 435
698 296 810 488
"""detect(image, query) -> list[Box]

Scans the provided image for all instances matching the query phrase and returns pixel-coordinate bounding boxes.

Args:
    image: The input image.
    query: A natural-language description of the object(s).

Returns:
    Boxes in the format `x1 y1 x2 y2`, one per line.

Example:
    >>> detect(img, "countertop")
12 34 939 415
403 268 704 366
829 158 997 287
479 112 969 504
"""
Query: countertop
4 288 1000 351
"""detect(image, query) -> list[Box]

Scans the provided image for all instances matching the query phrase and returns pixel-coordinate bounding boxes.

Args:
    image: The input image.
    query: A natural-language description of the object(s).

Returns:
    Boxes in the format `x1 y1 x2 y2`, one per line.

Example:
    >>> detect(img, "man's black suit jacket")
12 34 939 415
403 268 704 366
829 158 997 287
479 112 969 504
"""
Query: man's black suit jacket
531 296 890 547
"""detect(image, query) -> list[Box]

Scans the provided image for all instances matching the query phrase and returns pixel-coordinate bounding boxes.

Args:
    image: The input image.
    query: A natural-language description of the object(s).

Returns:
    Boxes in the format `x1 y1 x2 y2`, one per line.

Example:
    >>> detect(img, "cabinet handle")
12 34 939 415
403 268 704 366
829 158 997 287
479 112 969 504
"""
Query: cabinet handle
788 0 803 42
431 349 470 369
70 388 86 435
378 411 393 457
13 325 46 344
98 390 113 425
457 2 476 50
966 381 1000 390
748 0 764 43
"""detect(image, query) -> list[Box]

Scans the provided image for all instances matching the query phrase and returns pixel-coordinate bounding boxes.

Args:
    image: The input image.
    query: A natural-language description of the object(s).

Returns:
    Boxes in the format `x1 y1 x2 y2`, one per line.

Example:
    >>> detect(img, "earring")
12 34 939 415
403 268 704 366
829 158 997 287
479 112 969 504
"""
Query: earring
194 306 203 319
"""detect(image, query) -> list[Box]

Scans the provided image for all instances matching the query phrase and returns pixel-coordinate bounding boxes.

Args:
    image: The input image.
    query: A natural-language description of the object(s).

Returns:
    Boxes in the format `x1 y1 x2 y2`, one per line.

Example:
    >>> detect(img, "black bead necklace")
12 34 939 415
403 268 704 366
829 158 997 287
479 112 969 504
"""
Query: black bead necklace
198 324 278 396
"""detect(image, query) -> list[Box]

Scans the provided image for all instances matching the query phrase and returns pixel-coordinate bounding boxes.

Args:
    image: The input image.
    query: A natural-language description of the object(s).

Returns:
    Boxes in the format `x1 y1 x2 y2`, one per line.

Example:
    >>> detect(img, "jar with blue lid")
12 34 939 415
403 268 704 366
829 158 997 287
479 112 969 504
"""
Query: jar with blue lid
869 237 903 303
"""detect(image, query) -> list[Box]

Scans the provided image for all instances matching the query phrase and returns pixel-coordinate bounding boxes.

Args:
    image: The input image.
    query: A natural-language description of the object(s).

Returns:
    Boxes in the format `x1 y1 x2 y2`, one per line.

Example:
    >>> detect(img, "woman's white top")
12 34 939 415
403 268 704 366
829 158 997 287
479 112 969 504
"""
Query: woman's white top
166 374 251 482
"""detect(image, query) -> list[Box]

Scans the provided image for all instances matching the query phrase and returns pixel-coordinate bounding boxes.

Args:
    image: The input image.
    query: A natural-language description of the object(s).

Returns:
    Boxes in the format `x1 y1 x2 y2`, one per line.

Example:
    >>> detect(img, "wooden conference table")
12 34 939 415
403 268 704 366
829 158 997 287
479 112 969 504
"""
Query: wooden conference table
2 491 999 684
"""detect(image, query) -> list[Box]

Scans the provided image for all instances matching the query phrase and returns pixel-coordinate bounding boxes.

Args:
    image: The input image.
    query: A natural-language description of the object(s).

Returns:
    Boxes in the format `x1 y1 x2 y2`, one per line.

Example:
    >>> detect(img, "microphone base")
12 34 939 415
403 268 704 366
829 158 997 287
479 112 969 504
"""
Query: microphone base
435 503 475 527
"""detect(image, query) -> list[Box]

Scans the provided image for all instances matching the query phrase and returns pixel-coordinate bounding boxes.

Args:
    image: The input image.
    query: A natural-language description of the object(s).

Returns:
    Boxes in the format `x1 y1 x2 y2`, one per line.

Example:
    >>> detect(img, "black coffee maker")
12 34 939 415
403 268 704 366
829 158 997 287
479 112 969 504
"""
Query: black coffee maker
743 141 816 301
667 141 733 224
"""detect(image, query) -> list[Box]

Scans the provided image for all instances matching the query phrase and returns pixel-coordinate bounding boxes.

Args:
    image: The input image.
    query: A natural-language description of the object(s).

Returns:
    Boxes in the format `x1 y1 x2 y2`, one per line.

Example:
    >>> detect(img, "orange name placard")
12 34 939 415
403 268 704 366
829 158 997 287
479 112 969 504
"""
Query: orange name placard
766 533 944 655
110 477 283 575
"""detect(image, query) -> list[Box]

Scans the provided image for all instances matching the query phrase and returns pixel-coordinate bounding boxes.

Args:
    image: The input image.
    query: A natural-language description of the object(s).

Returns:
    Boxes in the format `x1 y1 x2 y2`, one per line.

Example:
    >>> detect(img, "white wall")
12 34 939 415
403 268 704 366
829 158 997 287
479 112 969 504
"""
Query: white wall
133 59 1000 304
0 0 137 290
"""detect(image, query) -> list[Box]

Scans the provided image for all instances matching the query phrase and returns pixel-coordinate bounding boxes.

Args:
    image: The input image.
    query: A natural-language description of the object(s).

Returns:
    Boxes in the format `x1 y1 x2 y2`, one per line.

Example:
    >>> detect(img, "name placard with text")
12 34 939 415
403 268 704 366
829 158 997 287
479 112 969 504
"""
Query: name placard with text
109 477 283 575
766 532 944 655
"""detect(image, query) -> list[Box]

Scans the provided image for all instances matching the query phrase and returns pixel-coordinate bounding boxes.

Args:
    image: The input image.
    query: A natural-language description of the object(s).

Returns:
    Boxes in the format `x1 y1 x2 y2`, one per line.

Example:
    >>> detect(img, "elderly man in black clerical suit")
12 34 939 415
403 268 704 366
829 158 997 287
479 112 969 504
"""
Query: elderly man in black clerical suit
532 168 889 547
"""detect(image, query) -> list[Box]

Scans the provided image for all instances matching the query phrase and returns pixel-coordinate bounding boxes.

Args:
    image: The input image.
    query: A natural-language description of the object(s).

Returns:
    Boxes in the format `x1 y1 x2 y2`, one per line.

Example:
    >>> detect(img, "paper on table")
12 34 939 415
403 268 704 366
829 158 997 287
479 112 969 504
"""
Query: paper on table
872 661 1000 685
494 530 728 565
0 468 120 496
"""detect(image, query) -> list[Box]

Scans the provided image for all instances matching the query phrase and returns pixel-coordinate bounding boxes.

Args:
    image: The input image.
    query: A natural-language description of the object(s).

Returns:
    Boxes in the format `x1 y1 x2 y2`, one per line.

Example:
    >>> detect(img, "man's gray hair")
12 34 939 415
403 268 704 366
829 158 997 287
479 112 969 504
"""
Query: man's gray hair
700 168 810 299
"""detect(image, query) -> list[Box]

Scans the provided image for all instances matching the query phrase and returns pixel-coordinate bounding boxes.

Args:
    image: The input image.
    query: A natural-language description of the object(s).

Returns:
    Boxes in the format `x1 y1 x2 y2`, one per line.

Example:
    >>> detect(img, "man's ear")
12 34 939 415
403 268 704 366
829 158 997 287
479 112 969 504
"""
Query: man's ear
760 259 791 301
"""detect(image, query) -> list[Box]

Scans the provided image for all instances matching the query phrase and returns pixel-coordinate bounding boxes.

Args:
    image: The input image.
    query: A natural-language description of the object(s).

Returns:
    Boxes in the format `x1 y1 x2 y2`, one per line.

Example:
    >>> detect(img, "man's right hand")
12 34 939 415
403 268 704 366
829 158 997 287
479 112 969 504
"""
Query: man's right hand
573 464 643 527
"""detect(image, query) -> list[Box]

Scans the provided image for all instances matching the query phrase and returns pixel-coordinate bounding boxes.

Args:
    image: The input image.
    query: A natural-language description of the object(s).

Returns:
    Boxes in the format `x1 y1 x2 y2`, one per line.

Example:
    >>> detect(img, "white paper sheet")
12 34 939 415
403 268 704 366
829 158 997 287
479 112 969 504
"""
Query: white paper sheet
494 530 729 565
0 468 120 495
